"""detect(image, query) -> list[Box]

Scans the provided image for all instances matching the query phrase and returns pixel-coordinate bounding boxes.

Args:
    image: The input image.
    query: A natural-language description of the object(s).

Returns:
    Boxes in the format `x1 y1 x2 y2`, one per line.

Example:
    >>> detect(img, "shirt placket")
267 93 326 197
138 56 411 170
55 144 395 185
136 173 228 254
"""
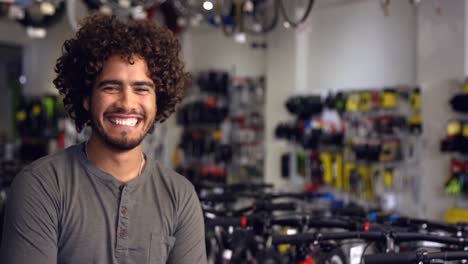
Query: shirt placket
116 185 130 262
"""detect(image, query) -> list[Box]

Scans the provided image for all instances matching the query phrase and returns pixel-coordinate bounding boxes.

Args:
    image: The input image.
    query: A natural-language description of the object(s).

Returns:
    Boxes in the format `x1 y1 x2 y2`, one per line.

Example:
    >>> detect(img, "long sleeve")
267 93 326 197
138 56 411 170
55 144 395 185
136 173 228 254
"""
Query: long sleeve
167 186 206 264
0 169 59 264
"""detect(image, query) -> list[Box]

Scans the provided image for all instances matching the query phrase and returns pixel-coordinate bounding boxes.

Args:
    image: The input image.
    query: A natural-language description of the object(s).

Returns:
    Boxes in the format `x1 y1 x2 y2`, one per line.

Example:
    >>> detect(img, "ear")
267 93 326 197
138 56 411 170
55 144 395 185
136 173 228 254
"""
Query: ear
83 96 90 111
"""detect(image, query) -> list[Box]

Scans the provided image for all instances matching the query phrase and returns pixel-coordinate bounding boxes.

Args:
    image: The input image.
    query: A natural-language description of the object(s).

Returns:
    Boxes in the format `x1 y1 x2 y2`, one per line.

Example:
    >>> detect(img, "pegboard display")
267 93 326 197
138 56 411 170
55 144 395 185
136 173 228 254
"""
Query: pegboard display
175 70 265 184
275 87 422 210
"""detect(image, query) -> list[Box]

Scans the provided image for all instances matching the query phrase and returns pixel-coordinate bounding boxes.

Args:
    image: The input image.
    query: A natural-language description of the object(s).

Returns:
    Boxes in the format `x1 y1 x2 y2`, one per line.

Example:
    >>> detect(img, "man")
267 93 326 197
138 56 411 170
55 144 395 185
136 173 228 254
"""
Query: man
0 14 206 264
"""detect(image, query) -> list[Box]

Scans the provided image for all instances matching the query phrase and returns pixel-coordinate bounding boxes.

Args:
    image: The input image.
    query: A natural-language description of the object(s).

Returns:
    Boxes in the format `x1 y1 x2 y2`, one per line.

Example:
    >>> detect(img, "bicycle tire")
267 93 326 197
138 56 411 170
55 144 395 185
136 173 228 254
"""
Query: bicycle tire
278 0 314 28
215 0 241 37
315 248 347 264
243 0 280 35
107 0 160 10
174 0 202 16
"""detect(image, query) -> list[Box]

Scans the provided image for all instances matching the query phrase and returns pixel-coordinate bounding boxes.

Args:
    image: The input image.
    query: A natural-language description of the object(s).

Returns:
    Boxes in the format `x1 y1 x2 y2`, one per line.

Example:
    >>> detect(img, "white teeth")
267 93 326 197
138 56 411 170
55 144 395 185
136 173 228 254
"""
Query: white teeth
110 118 138 127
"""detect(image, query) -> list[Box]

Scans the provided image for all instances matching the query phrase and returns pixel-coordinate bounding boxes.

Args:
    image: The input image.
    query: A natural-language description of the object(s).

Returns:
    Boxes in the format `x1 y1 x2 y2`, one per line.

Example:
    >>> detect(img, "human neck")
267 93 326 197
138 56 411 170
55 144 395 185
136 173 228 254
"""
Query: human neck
85 132 145 183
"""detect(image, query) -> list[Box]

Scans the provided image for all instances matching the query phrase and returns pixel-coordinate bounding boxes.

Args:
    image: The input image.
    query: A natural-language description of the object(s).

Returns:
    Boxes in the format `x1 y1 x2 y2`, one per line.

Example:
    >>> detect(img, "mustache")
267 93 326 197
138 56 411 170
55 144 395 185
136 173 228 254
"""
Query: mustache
104 108 146 118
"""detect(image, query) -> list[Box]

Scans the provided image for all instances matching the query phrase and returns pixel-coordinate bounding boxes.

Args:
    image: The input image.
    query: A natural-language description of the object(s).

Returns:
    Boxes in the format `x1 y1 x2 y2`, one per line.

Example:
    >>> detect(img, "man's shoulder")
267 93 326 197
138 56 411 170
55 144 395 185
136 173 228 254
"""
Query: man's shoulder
21 144 81 176
11 144 82 196
152 161 194 192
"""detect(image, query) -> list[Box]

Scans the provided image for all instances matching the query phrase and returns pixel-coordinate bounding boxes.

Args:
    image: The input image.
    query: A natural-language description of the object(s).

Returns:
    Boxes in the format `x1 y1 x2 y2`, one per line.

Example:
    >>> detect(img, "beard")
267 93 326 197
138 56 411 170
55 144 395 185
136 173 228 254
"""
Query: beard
89 107 156 151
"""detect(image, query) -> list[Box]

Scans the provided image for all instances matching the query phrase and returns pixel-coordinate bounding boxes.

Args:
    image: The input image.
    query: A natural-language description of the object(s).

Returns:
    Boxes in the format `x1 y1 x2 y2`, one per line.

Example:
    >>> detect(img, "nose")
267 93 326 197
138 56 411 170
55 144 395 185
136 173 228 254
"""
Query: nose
117 86 138 111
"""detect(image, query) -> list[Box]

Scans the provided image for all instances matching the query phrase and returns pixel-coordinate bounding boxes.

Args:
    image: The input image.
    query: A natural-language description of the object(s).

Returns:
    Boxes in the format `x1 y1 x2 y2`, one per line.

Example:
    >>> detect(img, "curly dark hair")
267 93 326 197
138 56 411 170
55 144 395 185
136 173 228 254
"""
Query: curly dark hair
53 14 191 132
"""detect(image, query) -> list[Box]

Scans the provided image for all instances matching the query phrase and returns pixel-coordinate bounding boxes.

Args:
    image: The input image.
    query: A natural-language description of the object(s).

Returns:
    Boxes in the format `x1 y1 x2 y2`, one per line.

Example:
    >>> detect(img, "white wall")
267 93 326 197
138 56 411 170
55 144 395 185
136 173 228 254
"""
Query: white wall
418 0 465 83
188 27 266 77
0 15 74 96
264 26 298 189
304 0 417 91
417 0 466 220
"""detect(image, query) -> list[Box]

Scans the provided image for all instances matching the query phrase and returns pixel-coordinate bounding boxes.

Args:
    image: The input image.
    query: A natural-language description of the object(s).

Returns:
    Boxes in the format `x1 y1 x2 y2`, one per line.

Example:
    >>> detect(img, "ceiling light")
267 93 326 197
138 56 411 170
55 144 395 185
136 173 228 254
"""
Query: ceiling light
234 32 246 43
99 5 112 15
118 0 131 8
19 75 27 85
203 1 213 11
40 2 55 16
244 0 253 12
177 17 187 27
131 5 147 20
26 26 46 38
252 23 262 32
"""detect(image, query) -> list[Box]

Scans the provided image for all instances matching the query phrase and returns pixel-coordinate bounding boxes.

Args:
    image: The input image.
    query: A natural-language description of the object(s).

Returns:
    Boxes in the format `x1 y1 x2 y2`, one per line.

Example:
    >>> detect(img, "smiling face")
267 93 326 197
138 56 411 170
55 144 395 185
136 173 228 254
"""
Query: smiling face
84 54 157 151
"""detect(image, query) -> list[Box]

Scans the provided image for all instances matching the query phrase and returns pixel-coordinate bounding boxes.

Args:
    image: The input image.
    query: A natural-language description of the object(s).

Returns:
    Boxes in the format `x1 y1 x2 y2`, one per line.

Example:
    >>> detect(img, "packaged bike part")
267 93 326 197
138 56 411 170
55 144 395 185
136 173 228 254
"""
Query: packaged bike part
370 90 381 109
333 153 344 190
358 91 372 112
281 153 290 178
300 95 324 119
408 114 422 134
285 95 323 118
344 162 356 192
310 151 323 186
324 92 336 109
214 144 233 163
381 89 398 109
440 120 465 153
383 168 395 188
358 164 373 200
319 132 344 147
460 122 468 154
301 129 320 150
367 139 382 162
409 87 421 111
320 152 333 185
346 93 360 112
450 93 468 113
296 151 307 178
334 92 347 113
379 138 401 163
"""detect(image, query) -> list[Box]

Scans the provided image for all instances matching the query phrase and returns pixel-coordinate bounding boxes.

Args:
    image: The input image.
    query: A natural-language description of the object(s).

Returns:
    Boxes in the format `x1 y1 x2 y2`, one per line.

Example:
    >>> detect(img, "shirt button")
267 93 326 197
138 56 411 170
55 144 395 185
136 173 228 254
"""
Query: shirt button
121 207 127 215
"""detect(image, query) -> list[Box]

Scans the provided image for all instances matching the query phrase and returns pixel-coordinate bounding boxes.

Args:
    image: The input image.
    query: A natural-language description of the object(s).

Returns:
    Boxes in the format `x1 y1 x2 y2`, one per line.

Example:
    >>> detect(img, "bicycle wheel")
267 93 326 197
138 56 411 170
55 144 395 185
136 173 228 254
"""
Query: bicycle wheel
107 0 160 10
174 0 202 16
18 0 65 28
214 0 240 37
243 0 279 34
315 248 347 264
278 0 314 28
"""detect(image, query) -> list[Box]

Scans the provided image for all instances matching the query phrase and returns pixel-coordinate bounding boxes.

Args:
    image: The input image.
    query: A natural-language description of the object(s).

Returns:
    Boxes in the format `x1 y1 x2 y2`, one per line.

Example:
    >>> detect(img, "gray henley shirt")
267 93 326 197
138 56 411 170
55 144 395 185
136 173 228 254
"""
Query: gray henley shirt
0 143 207 264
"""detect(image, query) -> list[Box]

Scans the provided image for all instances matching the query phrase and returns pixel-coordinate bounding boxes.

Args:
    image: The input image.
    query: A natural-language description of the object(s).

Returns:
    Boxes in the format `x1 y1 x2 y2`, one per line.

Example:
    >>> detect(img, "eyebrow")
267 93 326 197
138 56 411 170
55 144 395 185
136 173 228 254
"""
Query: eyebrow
96 80 155 88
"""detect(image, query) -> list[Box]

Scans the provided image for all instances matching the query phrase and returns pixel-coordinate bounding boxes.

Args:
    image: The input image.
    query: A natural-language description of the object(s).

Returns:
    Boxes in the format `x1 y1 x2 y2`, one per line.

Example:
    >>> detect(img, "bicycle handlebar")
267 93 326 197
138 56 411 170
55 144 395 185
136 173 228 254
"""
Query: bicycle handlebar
364 251 468 264
393 232 467 245
272 231 384 245
205 216 243 227
272 231 468 246
200 193 237 203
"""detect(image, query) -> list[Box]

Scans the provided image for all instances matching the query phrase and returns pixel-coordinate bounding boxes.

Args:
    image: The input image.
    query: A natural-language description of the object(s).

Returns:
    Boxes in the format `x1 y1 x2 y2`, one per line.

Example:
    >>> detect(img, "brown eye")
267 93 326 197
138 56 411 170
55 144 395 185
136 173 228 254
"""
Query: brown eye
135 87 150 93
103 86 119 92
